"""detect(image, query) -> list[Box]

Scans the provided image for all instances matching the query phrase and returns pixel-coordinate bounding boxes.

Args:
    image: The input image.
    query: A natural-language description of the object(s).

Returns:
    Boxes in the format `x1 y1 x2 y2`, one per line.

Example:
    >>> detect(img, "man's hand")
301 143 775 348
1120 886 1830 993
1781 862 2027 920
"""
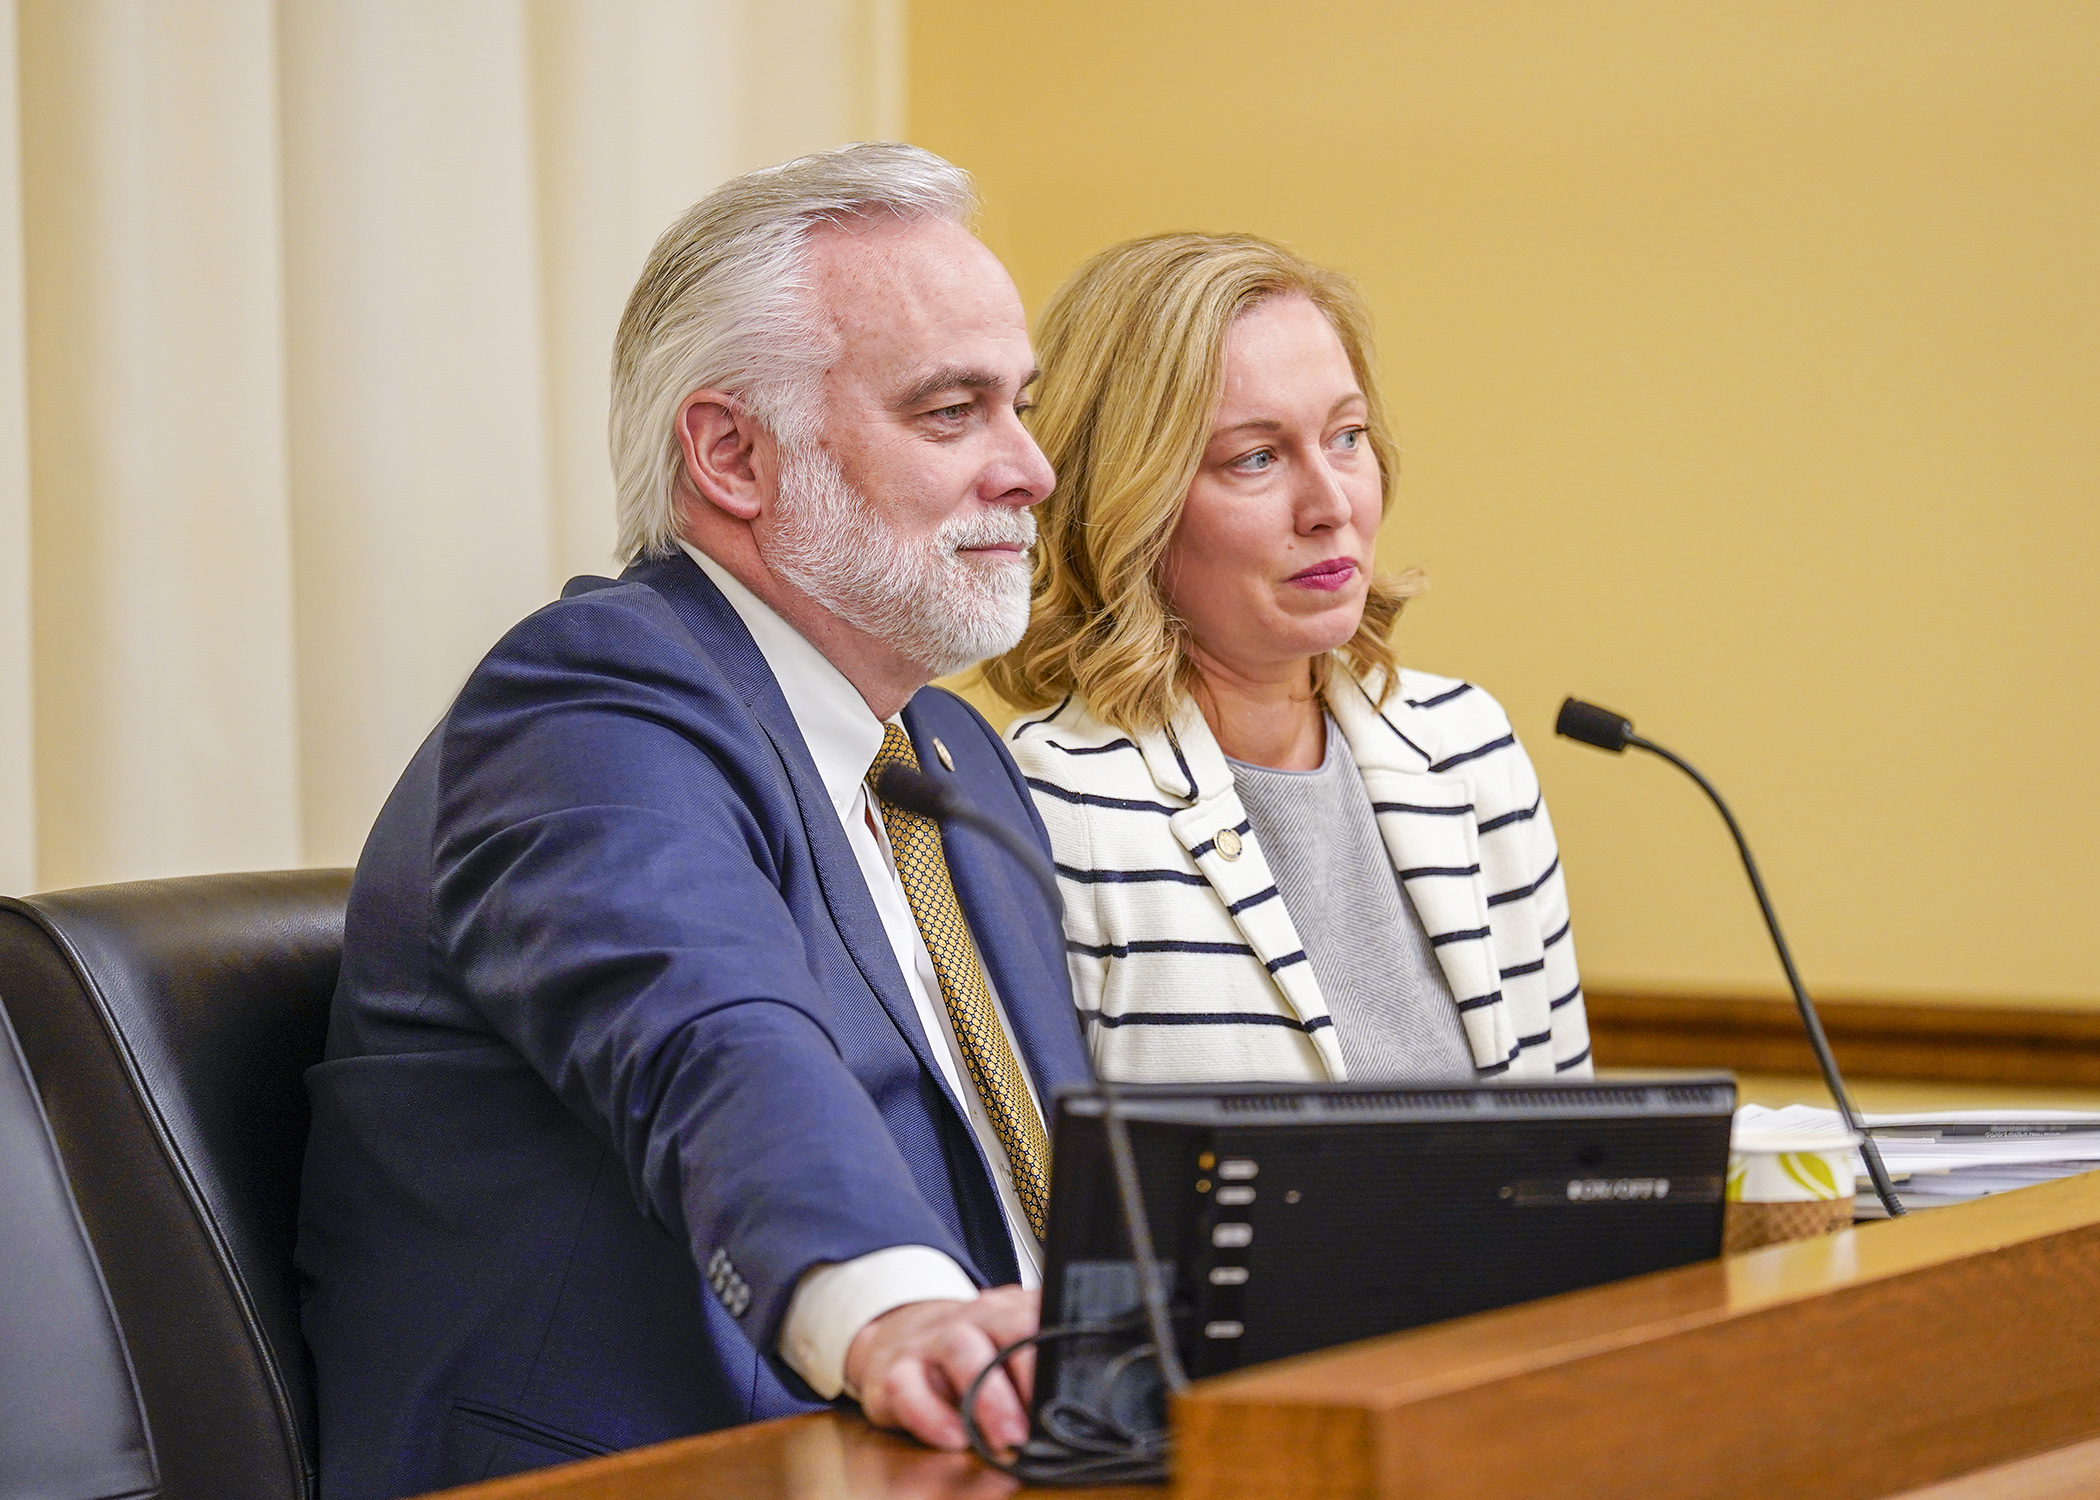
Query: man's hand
845 1285 1039 1452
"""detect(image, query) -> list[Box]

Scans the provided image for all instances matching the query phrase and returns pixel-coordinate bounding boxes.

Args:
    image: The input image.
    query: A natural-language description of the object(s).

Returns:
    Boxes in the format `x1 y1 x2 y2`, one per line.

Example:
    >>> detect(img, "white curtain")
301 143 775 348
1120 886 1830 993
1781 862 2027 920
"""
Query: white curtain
0 0 902 893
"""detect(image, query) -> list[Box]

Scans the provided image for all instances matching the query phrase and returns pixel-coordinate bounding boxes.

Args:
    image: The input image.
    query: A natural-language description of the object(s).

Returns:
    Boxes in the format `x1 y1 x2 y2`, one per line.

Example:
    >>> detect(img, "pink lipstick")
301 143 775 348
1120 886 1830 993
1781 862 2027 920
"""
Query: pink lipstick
1286 557 1359 592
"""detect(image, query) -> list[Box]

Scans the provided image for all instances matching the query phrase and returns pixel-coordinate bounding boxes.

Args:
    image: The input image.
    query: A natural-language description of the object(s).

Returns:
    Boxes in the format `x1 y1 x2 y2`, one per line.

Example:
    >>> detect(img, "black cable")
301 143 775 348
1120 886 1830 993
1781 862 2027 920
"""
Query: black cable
957 1086 1184 1485
959 1319 1169 1485
1621 732 1906 1217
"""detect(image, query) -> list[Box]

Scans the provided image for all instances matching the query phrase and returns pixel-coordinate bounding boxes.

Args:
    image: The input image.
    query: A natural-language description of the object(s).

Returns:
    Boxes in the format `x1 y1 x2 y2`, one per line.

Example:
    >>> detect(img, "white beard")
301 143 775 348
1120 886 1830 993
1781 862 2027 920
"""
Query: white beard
763 443 1035 677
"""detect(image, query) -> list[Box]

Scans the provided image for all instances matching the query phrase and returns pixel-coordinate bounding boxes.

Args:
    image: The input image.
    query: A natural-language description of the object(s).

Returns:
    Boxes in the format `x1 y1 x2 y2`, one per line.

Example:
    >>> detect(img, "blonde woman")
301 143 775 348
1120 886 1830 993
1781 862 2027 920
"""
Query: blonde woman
987 234 1591 1085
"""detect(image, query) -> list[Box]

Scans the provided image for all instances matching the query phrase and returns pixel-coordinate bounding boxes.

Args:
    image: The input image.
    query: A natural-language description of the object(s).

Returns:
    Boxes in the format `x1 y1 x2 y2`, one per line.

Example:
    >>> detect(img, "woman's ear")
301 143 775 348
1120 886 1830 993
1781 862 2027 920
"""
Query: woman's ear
675 390 764 522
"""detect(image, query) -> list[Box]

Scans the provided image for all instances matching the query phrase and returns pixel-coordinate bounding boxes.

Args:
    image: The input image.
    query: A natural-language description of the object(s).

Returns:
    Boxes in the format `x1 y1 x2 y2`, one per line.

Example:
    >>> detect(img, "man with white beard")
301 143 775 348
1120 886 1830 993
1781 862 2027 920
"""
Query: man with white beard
295 146 1087 1500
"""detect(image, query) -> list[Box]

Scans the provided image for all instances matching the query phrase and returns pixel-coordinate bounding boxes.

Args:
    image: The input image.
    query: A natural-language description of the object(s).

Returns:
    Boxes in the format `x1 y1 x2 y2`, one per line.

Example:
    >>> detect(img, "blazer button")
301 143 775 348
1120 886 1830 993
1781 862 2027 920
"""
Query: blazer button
1215 828 1243 861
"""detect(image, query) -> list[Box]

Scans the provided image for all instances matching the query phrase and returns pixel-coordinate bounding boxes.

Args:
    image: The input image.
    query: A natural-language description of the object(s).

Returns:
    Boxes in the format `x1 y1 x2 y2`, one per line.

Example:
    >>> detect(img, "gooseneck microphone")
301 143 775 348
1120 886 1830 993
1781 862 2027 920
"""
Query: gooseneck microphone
1555 698 1905 1218
873 762 1066 920
878 759 1177 1483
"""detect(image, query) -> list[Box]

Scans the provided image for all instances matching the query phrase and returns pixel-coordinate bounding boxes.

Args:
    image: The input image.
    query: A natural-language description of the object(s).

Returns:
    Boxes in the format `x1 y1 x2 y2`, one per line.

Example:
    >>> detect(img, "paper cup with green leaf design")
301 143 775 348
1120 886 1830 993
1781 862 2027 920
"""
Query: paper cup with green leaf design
1723 1119 1860 1253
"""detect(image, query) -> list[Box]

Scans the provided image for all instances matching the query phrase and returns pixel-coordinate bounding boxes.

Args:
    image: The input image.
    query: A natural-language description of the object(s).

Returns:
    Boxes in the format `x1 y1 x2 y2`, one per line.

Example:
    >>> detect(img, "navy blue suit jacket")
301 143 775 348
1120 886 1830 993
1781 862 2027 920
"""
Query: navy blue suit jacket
295 554 1089 1499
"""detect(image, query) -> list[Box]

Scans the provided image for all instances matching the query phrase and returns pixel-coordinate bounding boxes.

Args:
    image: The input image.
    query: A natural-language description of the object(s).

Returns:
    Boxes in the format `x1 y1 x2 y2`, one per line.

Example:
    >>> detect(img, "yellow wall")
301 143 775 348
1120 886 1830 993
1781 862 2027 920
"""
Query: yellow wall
913 1 2100 1008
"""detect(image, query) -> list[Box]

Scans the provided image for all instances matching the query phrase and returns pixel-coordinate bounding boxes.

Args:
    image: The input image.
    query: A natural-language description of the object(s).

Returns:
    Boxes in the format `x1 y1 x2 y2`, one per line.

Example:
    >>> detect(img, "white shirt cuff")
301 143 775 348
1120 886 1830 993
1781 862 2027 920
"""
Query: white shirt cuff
779 1245 981 1400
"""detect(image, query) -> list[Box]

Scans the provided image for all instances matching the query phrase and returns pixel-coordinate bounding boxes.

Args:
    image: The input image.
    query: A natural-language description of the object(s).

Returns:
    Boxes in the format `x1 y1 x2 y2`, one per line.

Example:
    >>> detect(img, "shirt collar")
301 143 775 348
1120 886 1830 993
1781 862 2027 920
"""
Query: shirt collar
678 541 887 822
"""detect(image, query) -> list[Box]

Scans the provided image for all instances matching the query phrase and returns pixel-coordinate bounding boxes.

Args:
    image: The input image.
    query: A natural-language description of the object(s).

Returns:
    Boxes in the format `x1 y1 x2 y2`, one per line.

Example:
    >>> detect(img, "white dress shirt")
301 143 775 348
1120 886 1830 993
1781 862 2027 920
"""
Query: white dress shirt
675 543 1044 1400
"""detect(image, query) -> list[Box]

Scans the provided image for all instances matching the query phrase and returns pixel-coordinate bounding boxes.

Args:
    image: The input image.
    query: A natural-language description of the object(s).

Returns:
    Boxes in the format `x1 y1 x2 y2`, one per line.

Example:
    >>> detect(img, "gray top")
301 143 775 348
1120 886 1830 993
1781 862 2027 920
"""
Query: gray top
1229 718 1477 1081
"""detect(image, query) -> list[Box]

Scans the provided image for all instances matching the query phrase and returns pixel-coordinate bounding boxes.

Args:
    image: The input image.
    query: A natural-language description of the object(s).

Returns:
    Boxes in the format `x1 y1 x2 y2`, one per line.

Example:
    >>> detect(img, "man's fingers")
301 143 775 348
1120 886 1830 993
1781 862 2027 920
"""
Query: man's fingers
1005 1341 1037 1406
847 1287 1045 1453
968 1287 1039 1406
972 1287 1041 1346
873 1357 967 1452
953 1358 1029 1452
935 1328 1028 1451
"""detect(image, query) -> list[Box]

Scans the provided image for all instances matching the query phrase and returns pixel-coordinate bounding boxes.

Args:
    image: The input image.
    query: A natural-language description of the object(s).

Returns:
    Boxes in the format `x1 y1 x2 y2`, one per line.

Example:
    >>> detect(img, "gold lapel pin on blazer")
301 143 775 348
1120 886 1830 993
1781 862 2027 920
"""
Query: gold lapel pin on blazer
932 737 954 771
1215 828 1243 860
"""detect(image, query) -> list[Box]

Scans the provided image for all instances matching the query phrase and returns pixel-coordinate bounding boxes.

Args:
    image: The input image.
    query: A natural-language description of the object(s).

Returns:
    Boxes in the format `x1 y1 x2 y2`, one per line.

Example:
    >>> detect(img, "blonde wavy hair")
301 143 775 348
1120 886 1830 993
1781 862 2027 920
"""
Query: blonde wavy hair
982 232 1422 732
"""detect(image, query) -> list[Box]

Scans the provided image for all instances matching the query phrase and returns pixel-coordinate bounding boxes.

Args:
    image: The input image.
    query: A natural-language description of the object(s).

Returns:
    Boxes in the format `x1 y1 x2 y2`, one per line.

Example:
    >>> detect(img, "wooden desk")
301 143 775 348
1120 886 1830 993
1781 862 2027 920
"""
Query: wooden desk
1175 1169 2100 1499
423 1410 1153 1500
422 1412 2100 1500
428 1172 2100 1500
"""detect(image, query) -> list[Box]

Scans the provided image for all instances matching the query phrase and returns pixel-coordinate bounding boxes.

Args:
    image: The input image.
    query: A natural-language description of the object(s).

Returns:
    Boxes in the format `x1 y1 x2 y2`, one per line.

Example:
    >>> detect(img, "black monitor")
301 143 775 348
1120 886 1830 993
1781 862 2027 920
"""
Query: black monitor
1032 1073 1735 1435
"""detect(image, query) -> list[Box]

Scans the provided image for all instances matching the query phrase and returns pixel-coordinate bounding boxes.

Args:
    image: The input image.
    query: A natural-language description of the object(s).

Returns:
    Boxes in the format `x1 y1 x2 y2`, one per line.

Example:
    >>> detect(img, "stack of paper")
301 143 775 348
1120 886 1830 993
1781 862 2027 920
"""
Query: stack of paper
1736 1104 2100 1216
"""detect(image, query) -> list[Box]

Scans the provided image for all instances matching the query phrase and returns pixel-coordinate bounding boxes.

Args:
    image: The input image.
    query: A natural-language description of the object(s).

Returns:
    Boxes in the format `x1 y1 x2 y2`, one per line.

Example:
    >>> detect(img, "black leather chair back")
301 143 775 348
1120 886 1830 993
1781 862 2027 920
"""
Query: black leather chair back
0 1000 158 1500
0 870 352 1500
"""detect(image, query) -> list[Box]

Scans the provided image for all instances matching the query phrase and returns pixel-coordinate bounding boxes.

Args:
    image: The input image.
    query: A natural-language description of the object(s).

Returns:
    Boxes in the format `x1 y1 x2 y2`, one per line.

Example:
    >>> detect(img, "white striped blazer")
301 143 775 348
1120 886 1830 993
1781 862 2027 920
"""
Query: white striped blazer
1005 664 1593 1084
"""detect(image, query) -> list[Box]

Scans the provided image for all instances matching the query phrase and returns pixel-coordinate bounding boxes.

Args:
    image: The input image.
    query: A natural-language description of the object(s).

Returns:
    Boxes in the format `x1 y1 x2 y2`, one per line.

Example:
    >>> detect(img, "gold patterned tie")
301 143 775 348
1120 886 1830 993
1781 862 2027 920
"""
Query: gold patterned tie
868 723 1051 1240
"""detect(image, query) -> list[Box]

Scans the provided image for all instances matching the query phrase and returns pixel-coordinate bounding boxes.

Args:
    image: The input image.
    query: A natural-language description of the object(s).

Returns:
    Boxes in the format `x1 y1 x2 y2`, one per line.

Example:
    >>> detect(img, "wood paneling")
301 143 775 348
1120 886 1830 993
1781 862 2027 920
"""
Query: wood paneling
1169 1170 2100 1500
1586 990 2100 1087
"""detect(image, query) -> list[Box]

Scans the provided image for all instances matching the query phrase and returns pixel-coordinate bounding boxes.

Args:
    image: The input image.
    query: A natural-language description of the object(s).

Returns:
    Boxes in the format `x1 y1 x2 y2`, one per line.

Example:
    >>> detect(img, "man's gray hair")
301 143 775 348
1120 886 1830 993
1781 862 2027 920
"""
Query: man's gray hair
610 143 977 562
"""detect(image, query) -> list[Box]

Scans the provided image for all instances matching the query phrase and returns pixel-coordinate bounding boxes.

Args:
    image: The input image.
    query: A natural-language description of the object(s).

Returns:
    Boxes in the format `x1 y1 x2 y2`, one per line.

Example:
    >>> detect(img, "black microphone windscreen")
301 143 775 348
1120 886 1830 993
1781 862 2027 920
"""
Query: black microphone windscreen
1556 698 1634 753
873 762 959 820
871 759 1067 919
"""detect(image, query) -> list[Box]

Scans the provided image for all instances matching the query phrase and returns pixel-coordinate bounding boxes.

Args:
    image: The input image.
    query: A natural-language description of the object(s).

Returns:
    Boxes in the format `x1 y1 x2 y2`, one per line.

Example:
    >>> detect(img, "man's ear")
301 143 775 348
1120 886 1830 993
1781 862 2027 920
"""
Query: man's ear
675 390 766 522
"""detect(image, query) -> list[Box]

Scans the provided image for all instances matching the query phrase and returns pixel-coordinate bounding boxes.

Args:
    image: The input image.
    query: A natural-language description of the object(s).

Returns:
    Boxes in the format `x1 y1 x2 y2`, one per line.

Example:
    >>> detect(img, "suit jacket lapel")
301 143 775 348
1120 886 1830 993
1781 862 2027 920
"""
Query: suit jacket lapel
623 556 974 1115
1137 700 1349 1080
1327 671 1518 1071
